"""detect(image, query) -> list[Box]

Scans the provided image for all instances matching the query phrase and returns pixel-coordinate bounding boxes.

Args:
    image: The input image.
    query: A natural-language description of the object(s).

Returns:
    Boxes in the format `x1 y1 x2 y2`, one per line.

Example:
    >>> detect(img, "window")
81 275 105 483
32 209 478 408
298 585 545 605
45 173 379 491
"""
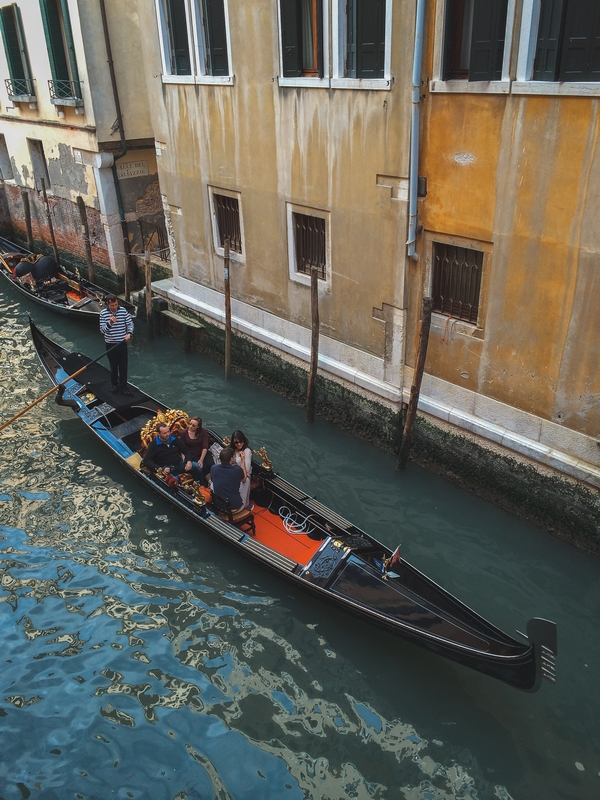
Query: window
0 134 14 180
532 0 600 82
432 242 482 324
443 0 509 81
156 0 231 81
280 0 323 78
293 212 326 279
39 0 82 102
346 0 386 78
27 139 51 192
209 187 244 260
0 3 34 100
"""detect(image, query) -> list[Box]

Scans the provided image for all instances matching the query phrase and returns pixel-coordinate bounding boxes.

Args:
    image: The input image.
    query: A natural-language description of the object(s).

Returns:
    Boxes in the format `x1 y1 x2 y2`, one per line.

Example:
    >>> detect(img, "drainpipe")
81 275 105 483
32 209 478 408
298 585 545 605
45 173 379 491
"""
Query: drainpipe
99 0 132 282
406 0 426 261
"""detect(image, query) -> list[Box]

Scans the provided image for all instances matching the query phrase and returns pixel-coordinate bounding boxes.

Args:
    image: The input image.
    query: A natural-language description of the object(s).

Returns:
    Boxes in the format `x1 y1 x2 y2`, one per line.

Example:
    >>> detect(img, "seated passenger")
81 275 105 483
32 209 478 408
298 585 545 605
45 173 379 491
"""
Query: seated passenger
210 447 244 512
231 429 252 508
142 423 191 477
177 416 213 483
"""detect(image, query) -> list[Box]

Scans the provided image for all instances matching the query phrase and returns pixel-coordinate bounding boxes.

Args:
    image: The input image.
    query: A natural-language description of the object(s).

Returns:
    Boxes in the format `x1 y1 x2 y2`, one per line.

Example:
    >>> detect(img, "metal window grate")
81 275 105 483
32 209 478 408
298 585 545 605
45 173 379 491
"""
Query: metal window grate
213 193 242 253
5 77 35 99
48 79 81 100
293 212 326 279
432 242 483 324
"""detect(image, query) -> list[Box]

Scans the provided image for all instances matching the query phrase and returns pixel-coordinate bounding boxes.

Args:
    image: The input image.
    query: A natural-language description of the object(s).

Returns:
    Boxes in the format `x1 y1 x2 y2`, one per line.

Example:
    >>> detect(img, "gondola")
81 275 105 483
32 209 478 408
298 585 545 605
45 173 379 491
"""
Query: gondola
29 318 557 692
0 236 136 321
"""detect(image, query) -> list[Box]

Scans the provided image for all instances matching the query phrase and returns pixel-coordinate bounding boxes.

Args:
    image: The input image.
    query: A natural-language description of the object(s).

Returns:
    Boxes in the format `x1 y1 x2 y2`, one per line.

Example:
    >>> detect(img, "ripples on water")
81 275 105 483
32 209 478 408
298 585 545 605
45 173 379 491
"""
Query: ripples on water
0 292 597 800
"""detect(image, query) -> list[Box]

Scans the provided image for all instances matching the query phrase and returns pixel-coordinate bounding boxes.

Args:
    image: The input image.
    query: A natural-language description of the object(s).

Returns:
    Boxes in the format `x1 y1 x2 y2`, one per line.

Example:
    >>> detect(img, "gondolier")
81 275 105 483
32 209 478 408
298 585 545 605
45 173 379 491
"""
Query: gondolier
100 294 134 395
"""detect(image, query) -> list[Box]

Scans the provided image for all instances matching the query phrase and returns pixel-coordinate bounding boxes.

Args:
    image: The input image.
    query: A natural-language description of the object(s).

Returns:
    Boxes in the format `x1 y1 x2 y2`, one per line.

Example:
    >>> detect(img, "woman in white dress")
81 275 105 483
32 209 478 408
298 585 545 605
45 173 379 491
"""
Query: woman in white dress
231 429 252 509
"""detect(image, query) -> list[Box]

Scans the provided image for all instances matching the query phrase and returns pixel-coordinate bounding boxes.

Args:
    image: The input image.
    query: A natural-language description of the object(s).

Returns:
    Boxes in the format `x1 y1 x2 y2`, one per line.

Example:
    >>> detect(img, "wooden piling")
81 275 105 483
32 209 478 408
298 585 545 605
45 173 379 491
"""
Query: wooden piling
41 178 60 266
145 251 153 340
306 264 320 423
224 237 231 378
397 296 433 471
76 195 95 282
22 190 34 251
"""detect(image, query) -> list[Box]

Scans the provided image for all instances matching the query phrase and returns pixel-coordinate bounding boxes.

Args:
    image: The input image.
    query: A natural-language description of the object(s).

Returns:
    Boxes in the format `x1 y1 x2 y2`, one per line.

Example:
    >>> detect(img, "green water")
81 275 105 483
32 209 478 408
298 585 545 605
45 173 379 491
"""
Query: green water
0 285 598 800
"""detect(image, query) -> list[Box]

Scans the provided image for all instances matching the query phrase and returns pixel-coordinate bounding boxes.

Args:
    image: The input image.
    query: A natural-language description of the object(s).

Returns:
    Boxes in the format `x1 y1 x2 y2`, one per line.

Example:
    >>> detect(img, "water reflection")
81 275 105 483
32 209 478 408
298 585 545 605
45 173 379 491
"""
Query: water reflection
0 287 597 799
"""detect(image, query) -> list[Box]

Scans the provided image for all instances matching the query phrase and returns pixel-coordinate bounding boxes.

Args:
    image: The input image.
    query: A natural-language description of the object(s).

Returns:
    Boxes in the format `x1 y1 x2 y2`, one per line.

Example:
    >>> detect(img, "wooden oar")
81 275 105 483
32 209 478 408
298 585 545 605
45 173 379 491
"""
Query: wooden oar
0 342 120 433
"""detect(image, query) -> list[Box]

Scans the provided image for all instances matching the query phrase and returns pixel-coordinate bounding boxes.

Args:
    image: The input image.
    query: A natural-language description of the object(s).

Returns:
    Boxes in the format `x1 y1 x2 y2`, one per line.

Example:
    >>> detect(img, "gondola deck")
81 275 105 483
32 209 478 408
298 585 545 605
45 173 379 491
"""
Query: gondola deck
27 317 558 692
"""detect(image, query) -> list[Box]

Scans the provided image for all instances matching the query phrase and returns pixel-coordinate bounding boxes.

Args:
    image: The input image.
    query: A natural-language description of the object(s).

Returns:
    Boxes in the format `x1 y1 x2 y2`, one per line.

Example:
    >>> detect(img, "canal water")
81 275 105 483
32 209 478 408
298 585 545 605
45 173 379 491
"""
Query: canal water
0 285 598 800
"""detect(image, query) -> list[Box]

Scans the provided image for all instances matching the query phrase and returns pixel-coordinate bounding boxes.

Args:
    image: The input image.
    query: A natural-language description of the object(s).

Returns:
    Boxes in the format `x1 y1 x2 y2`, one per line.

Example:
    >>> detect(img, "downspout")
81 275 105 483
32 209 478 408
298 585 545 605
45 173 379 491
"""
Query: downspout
407 0 426 261
98 0 131 278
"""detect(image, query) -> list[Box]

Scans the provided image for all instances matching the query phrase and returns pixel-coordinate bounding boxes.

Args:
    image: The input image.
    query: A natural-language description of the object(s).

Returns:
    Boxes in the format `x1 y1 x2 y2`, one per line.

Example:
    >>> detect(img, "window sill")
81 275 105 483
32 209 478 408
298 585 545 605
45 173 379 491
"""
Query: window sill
429 79 511 94
162 74 234 86
431 312 483 339
289 271 330 292
512 81 600 96
331 77 391 91
8 94 36 104
278 76 330 88
50 97 83 108
215 247 245 265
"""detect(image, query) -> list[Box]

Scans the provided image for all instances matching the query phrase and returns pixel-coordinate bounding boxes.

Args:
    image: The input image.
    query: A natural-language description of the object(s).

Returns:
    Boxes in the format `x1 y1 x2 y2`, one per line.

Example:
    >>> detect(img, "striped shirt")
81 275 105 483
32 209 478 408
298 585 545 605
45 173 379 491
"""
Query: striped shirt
100 305 134 343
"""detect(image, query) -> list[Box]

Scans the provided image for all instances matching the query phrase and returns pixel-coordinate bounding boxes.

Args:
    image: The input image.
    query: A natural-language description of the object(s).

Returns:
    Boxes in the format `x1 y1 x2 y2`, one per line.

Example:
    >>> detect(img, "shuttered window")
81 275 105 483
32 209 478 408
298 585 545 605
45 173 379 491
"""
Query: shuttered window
213 193 242 253
0 4 33 96
346 0 386 79
202 0 228 76
533 0 600 82
443 0 508 81
293 213 326 279
280 0 323 78
159 0 230 78
165 0 191 74
432 243 482 324
39 0 81 98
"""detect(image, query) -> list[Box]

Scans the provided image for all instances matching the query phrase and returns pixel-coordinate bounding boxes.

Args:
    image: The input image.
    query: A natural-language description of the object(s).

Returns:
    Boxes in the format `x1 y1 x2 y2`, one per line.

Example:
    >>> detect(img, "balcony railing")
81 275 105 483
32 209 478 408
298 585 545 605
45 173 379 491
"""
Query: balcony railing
48 79 83 106
5 77 35 101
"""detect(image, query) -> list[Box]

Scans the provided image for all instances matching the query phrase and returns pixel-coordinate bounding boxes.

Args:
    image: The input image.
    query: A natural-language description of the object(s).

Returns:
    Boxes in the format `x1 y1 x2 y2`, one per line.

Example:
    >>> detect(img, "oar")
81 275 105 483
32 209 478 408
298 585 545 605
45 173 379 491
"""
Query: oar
0 342 121 433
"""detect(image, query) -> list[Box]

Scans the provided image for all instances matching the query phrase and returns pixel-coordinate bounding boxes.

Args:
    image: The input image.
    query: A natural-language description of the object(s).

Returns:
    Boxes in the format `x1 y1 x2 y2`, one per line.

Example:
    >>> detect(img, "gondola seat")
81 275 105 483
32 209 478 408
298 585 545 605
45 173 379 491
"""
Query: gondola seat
211 491 255 535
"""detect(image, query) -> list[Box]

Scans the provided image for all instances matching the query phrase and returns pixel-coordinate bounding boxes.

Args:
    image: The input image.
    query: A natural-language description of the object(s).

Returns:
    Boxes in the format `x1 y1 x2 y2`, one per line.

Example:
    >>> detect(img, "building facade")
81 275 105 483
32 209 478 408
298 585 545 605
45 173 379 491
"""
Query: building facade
0 0 167 280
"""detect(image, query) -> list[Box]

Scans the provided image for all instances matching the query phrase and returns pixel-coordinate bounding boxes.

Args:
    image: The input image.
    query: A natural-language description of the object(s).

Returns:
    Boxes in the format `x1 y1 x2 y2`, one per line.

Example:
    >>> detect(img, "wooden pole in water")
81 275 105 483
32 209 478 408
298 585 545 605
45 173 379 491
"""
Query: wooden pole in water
22 190 34 251
224 237 231 378
41 178 60 266
76 195 95 282
306 264 319 423
397 296 433 471
145 250 153 340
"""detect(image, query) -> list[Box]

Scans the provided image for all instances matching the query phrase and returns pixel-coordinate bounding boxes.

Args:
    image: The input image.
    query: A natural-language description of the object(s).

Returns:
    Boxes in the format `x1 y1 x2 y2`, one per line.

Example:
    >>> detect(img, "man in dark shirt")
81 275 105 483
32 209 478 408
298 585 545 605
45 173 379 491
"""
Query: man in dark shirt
142 423 191 476
210 447 244 511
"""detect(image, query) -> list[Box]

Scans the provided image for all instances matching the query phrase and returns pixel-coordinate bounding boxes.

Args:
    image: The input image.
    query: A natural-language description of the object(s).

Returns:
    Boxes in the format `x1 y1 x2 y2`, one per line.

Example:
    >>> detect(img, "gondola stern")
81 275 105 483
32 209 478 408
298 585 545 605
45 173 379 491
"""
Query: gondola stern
525 617 557 692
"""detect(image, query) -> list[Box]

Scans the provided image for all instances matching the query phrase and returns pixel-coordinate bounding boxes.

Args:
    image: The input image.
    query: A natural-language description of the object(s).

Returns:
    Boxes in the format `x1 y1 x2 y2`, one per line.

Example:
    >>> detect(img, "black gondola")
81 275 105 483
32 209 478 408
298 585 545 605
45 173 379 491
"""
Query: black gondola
28 318 557 692
0 236 136 321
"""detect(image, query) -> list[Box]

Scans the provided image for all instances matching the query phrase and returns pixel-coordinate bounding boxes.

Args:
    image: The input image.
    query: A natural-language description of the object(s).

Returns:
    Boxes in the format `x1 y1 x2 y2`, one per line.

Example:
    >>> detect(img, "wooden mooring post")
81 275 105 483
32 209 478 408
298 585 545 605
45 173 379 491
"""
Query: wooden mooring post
306 264 320 423
76 195 95 282
22 190 34 251
224 237 232 378
397 296 433 471
144 251 153 340
41 178 60 266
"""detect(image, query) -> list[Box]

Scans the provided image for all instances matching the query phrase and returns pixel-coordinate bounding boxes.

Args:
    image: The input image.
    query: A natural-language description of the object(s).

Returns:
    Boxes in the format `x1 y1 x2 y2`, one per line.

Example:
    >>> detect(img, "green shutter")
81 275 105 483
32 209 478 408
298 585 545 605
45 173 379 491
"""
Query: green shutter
202 0 229 76
165 0 191 75
0 5 26 81
347 0 385 79
39 0 70 83
558 0 600 82
280 0 301 77
468 0 508 81
346 0 357 77
533 0 565 81
58 0 80 90
441 0 458 80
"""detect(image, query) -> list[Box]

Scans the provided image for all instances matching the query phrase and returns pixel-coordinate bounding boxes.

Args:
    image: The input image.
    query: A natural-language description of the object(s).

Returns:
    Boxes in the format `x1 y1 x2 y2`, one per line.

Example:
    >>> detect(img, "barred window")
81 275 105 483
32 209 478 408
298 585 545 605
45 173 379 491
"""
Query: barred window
432 242 482 324
213 193 242 253
293 212 326 279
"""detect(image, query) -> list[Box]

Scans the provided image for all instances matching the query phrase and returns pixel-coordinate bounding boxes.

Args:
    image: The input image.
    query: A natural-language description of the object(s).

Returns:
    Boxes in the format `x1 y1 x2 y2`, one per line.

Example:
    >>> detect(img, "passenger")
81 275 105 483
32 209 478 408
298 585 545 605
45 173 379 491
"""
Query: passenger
177 416 212 483
142 423 191 478
210 447 244 512
231 429 252 508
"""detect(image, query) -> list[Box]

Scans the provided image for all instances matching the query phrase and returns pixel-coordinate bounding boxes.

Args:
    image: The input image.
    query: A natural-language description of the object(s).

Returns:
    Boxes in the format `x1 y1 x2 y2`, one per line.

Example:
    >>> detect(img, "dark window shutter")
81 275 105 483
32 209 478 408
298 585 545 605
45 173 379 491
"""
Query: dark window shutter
355 0 385 78
280 0 301 77
58 0 80 90
441 0 458 80
558 0 600 82
533 0 565 81
0 5 26 81
166 0 191 75
468 0 508 81
347 0 357 77
202 0 229 76
39 0 70 82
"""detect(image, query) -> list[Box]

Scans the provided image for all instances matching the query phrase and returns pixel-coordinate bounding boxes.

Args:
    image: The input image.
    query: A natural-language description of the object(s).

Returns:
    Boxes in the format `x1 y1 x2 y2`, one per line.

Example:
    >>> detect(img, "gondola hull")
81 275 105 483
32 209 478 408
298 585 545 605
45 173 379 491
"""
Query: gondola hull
28 318 557 692
0 237 136 321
